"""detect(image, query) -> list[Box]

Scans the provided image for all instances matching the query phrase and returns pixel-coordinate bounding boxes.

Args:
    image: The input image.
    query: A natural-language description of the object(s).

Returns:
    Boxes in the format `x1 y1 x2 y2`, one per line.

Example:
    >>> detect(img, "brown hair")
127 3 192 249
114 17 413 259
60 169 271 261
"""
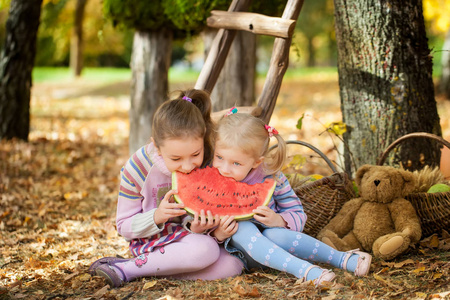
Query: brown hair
152 89 214 166
215 113 286 175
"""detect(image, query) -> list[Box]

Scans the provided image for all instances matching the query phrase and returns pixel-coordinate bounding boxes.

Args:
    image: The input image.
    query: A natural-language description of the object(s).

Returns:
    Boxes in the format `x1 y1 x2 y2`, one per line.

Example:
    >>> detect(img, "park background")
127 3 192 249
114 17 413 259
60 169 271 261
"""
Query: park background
1 0 450 299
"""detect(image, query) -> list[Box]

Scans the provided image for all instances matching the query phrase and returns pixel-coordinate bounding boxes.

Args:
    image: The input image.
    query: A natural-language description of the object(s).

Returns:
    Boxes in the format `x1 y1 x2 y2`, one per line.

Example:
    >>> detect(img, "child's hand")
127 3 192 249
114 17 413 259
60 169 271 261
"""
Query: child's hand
154 190 186 225
212 215 238 242
189 210 220 233
253 206 286 228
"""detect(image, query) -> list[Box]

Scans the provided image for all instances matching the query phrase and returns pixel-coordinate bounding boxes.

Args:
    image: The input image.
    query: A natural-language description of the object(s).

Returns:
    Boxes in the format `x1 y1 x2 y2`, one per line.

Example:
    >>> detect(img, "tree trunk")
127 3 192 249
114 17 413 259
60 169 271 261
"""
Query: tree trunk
0 0 43 141
439 27 450 99
306 35 315 67
334 0 442 173
129 29 173 154
70 0 88 77
203 28 256 112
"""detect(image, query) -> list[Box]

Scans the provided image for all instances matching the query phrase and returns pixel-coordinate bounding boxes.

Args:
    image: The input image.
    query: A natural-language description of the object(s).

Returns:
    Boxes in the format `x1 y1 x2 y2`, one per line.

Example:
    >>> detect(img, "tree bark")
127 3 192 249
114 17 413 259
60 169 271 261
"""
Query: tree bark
439 27 450 99
70 0 88 77
334 0 442 173
203 28 256 112
129 29 173 154
0 0 43 141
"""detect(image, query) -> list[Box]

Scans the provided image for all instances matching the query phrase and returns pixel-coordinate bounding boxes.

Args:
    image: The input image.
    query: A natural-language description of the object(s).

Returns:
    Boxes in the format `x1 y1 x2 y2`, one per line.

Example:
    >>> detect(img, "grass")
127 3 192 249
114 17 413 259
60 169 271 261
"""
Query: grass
33 62 442 86
32 67 132 83
33 66 340 84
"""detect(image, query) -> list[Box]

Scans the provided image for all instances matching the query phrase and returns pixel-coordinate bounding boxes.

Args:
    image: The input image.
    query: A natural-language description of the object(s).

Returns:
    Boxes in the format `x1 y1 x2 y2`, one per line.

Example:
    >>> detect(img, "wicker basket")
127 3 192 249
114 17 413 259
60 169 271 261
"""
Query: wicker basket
377 132 450 237
271 141 356 237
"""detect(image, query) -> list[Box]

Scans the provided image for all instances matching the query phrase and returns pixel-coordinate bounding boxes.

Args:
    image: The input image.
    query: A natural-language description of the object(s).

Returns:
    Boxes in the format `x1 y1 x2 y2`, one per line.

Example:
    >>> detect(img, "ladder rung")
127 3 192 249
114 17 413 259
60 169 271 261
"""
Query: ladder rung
207 11 296 39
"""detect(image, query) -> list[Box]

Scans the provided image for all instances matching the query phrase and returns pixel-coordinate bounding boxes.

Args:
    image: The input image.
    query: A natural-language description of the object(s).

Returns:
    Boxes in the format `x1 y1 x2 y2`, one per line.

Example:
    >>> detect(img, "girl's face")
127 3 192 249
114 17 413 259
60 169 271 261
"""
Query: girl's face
213 144 263 182
155 137 204 173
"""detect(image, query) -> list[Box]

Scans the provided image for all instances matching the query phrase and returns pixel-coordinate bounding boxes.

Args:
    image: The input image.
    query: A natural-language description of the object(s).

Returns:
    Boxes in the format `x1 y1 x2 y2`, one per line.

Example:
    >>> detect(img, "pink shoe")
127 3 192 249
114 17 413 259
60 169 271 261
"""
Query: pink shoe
303 266 336 287
342 249 372 276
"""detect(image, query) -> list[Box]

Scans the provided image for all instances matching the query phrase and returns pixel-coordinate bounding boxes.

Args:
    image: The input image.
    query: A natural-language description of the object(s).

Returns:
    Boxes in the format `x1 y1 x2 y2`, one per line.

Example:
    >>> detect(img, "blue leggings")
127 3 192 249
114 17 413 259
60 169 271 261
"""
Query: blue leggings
230 221 354 280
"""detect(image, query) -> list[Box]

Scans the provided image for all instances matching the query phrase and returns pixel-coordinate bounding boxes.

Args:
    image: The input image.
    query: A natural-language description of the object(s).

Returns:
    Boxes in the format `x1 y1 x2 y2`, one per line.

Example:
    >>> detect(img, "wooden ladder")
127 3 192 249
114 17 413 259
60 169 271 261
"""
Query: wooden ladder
195 0 304 124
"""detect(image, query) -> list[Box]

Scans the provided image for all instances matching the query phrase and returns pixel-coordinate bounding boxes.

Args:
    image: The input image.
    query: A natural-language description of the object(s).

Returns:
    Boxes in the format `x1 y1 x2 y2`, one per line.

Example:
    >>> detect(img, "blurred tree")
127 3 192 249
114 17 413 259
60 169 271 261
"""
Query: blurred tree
334 0 442 173
103 0 229 153
70 0 88 77
423 0 450 98
33 0 132 67
208 1 285 112
0 0 43 141
295 0 334 67
440 28 450 98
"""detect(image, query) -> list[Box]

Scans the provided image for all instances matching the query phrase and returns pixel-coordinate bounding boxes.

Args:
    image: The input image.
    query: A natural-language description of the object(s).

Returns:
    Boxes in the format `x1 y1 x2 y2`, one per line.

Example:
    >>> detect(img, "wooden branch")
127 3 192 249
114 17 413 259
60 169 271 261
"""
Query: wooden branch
257 0 305 124
195 0 252 92
207 11 296 38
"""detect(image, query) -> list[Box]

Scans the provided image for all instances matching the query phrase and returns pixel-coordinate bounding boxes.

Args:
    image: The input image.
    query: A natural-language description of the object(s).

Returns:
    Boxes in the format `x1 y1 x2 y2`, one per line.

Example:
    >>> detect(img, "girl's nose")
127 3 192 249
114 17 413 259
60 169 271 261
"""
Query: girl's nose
181 160 195 173
221 163 231 174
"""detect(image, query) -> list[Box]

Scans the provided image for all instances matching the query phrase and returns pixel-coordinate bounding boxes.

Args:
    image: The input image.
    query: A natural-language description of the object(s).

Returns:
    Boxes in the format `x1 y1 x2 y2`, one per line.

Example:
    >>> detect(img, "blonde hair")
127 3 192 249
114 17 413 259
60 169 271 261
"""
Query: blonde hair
215 113 286 175
152 89 214 166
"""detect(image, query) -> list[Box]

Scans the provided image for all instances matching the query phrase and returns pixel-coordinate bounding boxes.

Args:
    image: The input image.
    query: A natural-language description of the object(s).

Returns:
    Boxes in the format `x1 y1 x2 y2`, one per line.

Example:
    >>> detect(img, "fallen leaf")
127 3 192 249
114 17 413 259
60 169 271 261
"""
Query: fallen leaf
394 259 414 268
413 266 426 274
143 280 158 290
93 285 109 298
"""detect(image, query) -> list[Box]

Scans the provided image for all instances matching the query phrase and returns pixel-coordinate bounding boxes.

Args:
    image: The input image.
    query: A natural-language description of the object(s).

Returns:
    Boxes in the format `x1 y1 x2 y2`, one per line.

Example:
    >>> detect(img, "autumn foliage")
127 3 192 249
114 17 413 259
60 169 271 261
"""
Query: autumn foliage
1 78 449 299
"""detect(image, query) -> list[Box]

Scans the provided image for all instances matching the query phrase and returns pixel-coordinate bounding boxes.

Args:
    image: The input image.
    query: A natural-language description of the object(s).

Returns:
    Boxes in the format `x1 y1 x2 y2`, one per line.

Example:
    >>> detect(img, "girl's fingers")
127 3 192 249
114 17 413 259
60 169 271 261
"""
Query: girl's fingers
200 210 206 225
193 211 199 223
164 190 179 204
206 210 214 225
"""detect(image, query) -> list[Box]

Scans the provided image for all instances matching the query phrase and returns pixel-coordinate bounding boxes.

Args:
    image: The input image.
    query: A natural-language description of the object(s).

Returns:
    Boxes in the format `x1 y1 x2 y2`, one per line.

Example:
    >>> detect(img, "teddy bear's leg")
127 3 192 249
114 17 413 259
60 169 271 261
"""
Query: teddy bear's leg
341 231 364 250
319 229 358 251
372 233 411 260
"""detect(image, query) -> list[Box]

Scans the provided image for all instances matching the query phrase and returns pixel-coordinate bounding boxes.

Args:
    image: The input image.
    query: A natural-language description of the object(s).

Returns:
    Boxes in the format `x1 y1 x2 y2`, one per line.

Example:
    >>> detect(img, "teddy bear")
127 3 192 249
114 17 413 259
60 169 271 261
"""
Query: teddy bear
316 164 422 260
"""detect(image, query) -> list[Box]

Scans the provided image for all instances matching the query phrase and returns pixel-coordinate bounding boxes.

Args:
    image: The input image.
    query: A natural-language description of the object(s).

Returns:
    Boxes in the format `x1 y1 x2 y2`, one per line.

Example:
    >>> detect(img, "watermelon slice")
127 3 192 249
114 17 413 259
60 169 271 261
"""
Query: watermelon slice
172 166 276 220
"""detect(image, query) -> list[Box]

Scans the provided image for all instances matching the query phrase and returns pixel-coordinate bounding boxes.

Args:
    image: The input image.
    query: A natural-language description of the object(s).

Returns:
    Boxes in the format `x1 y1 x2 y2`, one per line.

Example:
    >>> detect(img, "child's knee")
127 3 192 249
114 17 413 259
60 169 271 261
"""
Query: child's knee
190 234 221 262
262 227 282 242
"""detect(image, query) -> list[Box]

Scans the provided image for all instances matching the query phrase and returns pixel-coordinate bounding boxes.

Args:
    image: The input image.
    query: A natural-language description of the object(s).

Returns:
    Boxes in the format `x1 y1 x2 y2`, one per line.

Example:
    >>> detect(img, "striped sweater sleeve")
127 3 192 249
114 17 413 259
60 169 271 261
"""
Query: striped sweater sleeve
269 172 307 232
116 146 163 239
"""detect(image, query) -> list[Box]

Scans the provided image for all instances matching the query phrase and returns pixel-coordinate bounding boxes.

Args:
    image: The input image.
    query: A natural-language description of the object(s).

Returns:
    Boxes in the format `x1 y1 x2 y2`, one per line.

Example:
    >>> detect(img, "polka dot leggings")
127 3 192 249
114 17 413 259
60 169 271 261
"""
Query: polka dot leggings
230 221 357 281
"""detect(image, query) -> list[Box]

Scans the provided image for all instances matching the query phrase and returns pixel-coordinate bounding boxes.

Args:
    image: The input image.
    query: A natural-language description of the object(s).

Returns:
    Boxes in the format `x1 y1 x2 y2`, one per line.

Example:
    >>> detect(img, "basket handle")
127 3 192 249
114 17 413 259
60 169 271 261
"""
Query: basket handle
269 140 338 173
376 132 450 166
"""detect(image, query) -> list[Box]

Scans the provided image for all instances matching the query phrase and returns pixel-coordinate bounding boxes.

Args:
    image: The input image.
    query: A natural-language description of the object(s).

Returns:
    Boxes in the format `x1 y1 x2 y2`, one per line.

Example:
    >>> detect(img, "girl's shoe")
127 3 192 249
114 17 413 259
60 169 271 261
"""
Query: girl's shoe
303 266 336 287
342 249 372 276
88 256 128 275
95 264 125 288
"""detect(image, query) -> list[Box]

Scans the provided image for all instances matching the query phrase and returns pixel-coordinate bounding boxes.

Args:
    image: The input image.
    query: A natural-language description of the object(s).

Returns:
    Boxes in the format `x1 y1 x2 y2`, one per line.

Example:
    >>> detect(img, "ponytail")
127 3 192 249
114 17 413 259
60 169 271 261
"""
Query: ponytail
179 89 214 165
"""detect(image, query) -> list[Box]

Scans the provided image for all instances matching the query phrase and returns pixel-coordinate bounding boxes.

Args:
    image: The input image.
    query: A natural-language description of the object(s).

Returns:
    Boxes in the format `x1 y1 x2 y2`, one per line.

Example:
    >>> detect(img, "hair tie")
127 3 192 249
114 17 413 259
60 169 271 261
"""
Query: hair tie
265 124 278 137
182 96 192 102
225 106 238 117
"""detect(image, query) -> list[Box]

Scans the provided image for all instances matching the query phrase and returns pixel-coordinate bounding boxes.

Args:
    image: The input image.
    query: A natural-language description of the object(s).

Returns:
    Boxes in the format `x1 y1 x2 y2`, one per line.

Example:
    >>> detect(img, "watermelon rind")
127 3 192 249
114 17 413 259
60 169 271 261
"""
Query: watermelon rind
171 168 276 220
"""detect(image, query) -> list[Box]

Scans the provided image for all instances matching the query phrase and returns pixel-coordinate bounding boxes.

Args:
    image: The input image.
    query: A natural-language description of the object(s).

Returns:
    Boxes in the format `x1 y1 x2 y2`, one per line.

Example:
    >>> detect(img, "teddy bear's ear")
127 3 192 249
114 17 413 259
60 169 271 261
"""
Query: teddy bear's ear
355 164 373 187
399 169 416 195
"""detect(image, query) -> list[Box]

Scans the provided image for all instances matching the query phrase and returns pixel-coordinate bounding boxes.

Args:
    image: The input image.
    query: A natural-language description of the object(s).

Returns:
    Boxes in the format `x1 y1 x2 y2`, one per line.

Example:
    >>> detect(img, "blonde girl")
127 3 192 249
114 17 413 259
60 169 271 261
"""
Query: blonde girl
88 90 243 287
211 111 371 287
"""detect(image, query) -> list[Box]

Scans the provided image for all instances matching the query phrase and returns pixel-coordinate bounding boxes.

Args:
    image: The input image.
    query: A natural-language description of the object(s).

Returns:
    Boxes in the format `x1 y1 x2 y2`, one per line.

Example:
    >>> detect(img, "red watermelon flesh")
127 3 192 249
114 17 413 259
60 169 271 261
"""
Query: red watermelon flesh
172 166 276 220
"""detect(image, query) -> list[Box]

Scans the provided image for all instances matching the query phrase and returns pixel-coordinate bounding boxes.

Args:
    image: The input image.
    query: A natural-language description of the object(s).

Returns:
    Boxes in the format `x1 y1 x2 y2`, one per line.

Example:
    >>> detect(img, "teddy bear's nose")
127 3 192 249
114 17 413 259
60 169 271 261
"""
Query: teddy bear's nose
374 180 380 186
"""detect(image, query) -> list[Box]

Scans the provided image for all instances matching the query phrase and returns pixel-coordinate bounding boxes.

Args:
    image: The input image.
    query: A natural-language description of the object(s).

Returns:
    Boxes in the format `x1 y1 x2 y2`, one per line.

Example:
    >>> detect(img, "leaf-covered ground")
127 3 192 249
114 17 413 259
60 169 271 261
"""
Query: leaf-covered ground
1 76 450 299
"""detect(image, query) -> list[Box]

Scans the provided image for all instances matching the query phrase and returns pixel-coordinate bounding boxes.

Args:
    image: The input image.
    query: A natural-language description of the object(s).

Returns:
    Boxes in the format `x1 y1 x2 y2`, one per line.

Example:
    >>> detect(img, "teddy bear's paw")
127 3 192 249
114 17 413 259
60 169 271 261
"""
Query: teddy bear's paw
379 235 405 255
374 234 411 260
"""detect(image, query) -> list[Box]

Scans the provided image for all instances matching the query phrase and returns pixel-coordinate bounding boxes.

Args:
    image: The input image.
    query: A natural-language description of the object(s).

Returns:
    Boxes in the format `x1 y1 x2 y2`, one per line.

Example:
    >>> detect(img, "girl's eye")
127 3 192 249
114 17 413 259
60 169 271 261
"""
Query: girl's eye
233 162 241 166
171 158 180 161
216 155 223 160
193 152 200 157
